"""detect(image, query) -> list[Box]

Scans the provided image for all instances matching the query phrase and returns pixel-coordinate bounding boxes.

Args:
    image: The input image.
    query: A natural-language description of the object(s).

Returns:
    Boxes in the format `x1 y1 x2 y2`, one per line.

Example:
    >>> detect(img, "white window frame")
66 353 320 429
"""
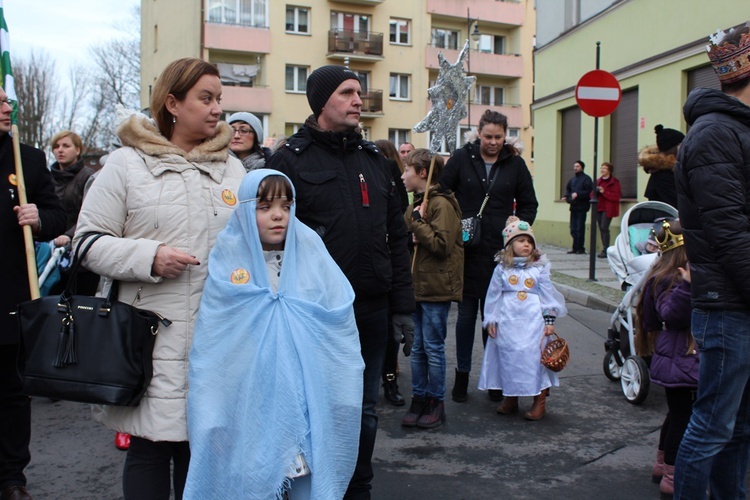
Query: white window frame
388 129 410 145
285 65 308 93
431 28 459 50
207 0 268 27
389 18 410 45
507 128 520 138
475 85 505 106
389 73 410 101
478 34 506 54
285 5 309 34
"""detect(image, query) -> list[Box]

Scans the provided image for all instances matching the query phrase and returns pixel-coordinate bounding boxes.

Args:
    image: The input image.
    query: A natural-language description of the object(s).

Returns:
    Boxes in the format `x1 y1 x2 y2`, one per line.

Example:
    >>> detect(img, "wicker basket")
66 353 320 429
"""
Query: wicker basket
541 333 570 372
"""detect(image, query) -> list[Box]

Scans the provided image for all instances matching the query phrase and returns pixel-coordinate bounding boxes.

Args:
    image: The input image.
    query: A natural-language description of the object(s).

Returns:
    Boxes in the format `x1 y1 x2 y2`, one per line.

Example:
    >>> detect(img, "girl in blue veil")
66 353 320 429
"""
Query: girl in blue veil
185 169 364 499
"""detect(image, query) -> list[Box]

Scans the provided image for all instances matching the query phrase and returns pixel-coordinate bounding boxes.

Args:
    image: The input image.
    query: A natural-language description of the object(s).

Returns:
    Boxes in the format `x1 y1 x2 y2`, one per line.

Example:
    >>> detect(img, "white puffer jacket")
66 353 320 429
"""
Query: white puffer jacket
74 114 245 441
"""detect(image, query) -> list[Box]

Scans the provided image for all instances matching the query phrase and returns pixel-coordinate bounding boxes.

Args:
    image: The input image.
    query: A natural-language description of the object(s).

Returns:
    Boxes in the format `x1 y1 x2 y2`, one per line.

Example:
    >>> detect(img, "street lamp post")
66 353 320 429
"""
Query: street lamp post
466 8 481 132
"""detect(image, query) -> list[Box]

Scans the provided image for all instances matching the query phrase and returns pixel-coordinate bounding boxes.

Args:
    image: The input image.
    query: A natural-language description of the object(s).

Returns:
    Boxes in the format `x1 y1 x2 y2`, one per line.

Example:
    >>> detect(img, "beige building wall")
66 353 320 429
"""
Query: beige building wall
140 0 535 161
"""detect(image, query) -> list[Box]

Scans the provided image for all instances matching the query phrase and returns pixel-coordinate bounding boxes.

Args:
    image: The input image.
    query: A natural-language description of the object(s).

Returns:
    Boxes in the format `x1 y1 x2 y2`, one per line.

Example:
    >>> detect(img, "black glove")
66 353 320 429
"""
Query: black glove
392 313 414 356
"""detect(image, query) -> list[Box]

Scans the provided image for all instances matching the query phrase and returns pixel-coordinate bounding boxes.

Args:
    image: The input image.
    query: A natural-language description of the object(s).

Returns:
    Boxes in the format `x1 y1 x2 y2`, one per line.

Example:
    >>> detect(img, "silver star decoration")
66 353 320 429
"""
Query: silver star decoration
413 41 476 154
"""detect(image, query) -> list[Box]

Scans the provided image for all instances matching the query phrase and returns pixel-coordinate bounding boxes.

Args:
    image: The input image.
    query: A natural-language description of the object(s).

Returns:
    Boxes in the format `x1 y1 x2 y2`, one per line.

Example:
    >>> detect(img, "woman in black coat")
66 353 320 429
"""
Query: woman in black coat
439 110 538 402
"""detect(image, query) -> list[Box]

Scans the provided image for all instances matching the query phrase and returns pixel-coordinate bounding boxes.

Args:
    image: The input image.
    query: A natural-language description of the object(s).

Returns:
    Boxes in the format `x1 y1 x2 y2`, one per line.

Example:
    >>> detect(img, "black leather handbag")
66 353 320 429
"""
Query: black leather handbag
16 233 170 406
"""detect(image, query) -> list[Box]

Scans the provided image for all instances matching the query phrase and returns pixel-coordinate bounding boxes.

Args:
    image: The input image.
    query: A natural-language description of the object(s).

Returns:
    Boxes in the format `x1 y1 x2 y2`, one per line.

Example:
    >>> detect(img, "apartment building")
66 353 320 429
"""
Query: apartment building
140 0 535 164
532 0 742 248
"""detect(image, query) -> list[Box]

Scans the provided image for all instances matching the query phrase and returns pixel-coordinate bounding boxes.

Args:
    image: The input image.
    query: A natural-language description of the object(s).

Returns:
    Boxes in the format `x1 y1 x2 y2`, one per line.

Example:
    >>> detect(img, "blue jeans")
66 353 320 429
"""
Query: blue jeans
411 302 451 400
455 296 486 373
674 309 750 500
569 210 587 252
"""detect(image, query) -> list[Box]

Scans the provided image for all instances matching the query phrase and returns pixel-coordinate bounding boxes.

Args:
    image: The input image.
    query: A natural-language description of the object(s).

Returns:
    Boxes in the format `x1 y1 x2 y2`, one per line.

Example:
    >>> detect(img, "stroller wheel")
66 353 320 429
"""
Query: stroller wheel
603 351 622 381
620 355 650 405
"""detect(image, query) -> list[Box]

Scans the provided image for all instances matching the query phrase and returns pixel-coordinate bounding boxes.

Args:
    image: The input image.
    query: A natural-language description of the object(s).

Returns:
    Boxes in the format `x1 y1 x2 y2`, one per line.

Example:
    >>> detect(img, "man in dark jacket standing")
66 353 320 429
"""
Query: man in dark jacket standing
268 65 415 499
673 22 750 499
562 160 593 254
0 87 66 500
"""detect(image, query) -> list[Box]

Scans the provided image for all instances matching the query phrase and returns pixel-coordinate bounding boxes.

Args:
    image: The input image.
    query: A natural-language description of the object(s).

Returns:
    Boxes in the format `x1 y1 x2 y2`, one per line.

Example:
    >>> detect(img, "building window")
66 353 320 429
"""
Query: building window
285 6 309 34
507 128 519 138
559 106 581 198
431 28 459 50
217 62 259 87
360 127 371 141
330 11 370 33
389 73 410 100
207 0 267 27
389 19 410 45
478 34 506 55
388 129 410 146
285 123 303 137
475 85 504 106
285 65 308 93
609 88 639 198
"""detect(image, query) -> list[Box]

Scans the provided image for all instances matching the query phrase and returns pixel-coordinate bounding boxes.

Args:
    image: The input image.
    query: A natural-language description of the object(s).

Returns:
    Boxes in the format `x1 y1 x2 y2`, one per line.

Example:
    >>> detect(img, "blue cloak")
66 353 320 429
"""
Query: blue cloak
184 169 364 499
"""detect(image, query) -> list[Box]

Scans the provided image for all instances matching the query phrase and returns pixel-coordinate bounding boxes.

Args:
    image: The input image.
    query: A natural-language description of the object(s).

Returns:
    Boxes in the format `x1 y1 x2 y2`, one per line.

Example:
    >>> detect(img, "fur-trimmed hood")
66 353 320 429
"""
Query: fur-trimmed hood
117 113 232 163
638 144 677 174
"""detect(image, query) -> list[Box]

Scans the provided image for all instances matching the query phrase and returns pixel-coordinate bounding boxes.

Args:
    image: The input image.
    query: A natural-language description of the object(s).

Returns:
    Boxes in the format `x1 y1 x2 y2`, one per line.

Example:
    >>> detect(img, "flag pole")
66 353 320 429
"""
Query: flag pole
411 154 437 273
12 124 39 299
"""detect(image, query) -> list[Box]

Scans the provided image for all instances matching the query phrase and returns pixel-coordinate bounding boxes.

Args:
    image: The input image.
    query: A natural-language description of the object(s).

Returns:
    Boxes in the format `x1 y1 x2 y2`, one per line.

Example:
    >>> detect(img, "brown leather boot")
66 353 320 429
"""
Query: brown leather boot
496 396 519 415
660 463 674 499
652 449 665 483
524 391 547 421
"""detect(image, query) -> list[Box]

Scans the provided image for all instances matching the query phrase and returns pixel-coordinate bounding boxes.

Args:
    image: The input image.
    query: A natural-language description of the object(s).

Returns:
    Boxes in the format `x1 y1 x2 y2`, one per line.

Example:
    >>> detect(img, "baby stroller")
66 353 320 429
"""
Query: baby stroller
602 201 679 404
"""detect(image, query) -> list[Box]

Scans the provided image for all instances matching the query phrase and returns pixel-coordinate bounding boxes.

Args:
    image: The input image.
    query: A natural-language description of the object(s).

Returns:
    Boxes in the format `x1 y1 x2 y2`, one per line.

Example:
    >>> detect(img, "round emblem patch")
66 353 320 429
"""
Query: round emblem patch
508 275 519 285
222 189 237 206
517 291 528 301
524 278 535 288
230 268 250 284
8 173 17 186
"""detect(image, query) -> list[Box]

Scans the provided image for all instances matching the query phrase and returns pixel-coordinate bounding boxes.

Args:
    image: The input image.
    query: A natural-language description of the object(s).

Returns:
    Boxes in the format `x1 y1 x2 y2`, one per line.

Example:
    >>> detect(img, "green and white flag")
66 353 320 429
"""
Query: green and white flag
0 0 17 124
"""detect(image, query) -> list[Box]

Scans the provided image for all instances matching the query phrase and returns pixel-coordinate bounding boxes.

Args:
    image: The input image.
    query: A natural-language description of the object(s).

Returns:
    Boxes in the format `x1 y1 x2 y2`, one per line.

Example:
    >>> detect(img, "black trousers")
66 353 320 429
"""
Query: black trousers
660 386 697 466
0 344 31 490
122 436 190 500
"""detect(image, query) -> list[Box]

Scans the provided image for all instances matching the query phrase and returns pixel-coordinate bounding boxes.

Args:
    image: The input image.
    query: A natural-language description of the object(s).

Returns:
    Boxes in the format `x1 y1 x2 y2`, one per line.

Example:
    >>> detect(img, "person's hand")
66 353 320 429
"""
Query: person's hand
392 313 414 356
678 262 691 283
416 202 426 218
152 245 200 279
487 323 497 338
54 234 71 248
13 203 40 234
571 192 578 200
544 325 555 336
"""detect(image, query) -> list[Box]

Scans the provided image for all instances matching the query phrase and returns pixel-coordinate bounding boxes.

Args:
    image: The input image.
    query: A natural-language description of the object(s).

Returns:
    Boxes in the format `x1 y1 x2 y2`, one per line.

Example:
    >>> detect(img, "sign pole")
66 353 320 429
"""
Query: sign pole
588 42 601 281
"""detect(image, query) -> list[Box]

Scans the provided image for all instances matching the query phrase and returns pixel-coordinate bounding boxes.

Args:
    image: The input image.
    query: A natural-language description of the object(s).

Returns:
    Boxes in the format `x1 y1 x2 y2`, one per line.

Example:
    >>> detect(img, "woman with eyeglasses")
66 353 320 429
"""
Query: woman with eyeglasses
73 58 245 500
228 111 271 172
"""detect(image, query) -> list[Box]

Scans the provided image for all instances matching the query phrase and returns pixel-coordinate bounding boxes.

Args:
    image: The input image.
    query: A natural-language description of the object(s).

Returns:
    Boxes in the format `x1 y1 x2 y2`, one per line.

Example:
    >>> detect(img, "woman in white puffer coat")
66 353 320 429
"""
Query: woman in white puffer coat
73 58 245 500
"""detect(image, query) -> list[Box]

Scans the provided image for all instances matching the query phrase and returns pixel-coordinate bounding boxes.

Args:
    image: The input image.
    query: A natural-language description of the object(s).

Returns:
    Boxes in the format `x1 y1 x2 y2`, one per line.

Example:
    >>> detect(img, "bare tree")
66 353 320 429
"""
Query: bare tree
13 51 57 150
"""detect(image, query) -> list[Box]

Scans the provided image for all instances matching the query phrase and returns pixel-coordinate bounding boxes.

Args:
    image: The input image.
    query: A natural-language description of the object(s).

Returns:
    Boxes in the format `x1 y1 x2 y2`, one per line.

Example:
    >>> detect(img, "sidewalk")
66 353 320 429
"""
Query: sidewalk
542 244 624 313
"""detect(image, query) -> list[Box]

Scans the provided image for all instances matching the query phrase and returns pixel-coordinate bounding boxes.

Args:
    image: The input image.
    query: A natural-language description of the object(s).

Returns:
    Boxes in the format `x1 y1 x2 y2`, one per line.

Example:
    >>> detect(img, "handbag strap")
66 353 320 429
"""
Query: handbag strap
476 170 498 219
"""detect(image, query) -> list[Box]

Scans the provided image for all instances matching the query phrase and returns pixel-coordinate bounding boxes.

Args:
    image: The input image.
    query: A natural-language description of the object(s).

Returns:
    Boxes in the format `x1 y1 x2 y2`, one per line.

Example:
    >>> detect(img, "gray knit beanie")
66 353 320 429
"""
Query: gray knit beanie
227 112 264 145
306 65 360 118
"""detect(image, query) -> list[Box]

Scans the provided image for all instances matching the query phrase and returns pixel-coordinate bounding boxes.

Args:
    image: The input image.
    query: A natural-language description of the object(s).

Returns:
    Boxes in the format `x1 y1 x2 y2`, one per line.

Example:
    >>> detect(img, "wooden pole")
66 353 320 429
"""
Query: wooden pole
411 154 437 273
13 124 40 299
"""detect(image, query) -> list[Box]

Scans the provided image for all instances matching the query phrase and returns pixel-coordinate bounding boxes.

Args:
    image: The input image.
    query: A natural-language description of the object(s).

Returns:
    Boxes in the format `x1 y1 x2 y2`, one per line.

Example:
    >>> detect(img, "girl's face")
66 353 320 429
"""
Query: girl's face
479 123 506 159
510 235 534 258
256 196 291 251
53 136 81 168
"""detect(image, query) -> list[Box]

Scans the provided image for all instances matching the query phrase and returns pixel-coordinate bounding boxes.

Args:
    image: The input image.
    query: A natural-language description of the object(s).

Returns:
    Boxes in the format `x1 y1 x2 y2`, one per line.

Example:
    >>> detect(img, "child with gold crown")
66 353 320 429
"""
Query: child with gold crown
478 216 567 420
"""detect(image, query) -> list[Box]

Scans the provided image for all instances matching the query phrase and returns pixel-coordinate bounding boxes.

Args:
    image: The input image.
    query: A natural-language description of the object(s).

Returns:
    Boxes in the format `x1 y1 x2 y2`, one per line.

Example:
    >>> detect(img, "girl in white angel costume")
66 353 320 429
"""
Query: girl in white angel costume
478 217 567 421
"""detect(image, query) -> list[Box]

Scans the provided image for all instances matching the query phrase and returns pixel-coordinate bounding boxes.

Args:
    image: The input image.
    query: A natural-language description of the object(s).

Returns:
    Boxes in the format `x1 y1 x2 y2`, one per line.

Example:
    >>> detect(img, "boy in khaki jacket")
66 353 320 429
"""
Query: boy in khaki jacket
400 149 464 429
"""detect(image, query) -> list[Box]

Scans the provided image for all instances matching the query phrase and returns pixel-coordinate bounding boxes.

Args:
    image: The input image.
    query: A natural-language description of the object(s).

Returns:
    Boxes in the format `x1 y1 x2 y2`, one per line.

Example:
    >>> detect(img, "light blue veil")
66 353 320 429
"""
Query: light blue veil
185 169 364 499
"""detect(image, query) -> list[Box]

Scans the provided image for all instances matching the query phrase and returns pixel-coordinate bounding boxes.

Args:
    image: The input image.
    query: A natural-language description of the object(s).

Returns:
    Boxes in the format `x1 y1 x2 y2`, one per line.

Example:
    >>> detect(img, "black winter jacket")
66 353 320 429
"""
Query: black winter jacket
50 159 95 238
675 88 750 310
267 118 415 314
564 171 593 212
1 134 66 344
440 141 538 299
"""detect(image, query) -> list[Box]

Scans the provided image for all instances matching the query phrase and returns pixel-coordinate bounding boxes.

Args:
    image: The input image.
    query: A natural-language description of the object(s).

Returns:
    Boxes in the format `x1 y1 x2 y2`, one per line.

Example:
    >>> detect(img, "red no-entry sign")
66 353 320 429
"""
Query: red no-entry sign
575 70 621 117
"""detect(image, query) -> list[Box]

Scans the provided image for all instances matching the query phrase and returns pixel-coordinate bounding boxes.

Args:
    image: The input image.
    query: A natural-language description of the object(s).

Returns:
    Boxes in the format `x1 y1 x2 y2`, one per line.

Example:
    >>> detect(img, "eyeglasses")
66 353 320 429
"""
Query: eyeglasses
0 98 12 107
231 127 254 136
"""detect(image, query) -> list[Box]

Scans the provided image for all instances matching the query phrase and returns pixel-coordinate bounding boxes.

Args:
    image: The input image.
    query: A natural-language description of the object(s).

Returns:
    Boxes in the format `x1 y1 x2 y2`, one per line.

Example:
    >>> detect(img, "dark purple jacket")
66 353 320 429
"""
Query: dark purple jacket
641 278 698 388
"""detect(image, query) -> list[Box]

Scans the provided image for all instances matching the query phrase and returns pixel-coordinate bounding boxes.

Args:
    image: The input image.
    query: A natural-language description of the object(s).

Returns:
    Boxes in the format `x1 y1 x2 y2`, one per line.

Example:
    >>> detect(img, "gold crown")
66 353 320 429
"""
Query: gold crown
655 220 684 254
707 22 750 84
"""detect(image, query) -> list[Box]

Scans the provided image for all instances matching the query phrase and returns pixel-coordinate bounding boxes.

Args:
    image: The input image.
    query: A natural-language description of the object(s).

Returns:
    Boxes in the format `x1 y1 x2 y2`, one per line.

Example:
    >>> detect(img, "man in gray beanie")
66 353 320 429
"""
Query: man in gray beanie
267 65 415 499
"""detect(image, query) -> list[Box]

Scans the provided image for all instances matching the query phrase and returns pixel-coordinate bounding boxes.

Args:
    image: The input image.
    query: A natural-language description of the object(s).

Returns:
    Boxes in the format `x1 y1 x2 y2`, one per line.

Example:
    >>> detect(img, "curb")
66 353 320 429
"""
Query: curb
553 282 619 314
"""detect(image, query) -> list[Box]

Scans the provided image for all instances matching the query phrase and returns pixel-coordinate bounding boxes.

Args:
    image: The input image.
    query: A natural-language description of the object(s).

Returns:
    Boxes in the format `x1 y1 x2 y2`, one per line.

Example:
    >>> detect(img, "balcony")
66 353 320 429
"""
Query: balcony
327 29 384 62
204 23 271 54
465 102 522 126
220 85 273 114
329 0 383 4
426 0 525 27
360 89 383 117
425 46 523 79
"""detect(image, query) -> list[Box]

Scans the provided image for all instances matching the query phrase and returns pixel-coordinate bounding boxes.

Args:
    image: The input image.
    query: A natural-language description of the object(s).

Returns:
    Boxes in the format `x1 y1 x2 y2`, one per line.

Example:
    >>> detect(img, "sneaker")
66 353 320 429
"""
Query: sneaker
401 395 427 427
417 397 446 429
597 251 607 259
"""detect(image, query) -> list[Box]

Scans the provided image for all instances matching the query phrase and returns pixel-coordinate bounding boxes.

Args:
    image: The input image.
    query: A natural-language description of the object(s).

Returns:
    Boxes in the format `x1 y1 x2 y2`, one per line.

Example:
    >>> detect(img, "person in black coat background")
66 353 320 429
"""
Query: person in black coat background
439 109 538 403
638 124 684 208
0 87 67 500
562 160 593 254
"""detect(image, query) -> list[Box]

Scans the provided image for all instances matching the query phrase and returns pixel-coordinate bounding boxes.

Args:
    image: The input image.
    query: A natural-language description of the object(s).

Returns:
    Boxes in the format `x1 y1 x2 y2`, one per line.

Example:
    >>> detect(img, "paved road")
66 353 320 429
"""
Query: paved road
23 300 673 499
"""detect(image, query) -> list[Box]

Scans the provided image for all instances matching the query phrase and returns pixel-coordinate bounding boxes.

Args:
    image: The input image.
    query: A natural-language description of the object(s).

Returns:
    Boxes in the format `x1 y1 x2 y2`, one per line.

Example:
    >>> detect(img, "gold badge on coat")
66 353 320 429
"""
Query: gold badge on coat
508 275 519 285
517 291 528 301
222 189 237 206
524 278 535 288
8 173 17 186
230 268 250 284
